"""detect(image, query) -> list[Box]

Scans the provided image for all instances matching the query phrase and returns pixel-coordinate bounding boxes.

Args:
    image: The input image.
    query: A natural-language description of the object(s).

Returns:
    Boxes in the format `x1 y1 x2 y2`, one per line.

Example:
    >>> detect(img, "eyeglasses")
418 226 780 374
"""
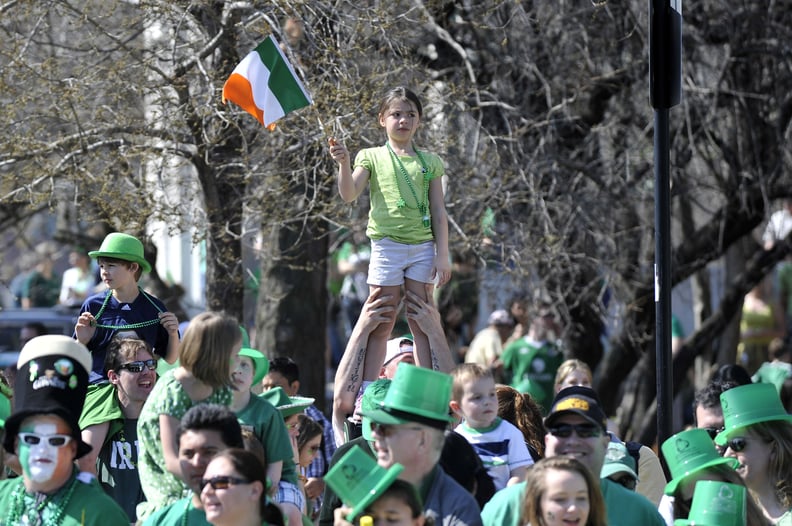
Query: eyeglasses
201 476 250 490
547 423 603 438
117 359 157 373
370 423 424 438
703 427 723 440
18 433 73 448
726 437 748 452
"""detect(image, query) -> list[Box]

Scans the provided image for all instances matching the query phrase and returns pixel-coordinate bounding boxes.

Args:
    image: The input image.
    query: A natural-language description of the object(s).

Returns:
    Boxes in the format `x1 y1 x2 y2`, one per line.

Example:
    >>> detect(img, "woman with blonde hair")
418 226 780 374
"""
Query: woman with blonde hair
553 359 592 394
521 456 607 526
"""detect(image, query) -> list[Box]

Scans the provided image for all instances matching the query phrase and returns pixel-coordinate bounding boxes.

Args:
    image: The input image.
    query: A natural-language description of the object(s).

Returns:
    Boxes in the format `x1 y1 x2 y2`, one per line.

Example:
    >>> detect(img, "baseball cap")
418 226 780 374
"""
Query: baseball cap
488 309 514 326
545 386 607 431
383 337 414 367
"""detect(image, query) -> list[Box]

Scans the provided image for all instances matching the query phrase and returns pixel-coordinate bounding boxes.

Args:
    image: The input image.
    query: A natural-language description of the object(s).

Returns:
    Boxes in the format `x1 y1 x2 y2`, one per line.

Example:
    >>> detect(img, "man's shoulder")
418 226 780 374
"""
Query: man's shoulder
143 497 196 525
481 481 525 526
427 467 483 525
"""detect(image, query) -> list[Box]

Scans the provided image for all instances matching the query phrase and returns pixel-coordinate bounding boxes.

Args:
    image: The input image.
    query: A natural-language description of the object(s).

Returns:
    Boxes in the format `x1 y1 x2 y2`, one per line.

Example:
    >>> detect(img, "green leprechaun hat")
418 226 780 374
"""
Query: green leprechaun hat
259 386 314 418
324 444 404 521
674 480 746 526
89 232 152 273
239 347 269 386
715 382 792 446
662 428 739 495
361 363 454 429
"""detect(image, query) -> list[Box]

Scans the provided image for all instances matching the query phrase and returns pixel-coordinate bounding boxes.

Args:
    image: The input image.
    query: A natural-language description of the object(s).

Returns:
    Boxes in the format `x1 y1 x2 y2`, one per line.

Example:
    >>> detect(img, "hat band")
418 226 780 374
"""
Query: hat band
381 406 449 430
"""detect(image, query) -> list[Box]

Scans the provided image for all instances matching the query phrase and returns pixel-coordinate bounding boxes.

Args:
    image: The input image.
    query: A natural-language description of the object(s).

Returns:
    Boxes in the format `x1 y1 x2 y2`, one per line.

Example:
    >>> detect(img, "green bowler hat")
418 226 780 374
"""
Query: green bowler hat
89 232 152 273
325 445 404 521
361 363 454 429
239 348 269 386
674 480 746 526
715 382 792 446
661 428 738 495
259 386 314 418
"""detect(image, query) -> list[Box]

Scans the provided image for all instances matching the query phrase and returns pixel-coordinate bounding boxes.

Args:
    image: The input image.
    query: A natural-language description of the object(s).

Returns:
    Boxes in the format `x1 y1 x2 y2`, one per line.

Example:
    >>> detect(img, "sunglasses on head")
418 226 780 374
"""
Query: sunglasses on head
18 432 73 448
117 359 157 373
547 423 603 438
726 437 748 452
201 476 250 490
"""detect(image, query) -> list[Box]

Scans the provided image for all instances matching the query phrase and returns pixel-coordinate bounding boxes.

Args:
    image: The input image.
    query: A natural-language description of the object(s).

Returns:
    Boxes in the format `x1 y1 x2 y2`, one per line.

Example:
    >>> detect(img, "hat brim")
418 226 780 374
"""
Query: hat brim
664 456 740 495
715 414 792 445
3 409 92 459
88 250 151 273
346 463 404 521
278 397 315 418
545 409 605 431
361 406 453 429
601 464 638 481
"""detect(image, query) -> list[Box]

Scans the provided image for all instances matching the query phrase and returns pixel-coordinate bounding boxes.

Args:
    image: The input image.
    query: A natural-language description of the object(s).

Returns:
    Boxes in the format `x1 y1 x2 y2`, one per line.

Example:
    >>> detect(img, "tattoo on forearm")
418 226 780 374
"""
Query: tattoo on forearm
345 347 366 392
431 347 439 371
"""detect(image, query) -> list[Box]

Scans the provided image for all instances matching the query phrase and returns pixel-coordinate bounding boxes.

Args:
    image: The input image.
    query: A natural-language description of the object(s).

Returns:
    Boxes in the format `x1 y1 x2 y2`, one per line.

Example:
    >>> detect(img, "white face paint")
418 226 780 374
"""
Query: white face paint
19 422 60 483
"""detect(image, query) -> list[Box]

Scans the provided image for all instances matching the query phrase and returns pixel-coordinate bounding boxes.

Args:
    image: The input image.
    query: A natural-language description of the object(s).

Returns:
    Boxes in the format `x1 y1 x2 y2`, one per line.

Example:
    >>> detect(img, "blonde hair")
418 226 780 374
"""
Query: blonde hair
451 363 493 403
554 359 593 392
179 311 240 389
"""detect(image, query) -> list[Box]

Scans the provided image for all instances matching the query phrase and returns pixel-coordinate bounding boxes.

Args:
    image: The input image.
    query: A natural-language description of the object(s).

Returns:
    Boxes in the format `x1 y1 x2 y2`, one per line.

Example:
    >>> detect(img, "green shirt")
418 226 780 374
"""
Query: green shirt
143 496 211 526
499 337 563 412
355 145 444 244
238 393 299 485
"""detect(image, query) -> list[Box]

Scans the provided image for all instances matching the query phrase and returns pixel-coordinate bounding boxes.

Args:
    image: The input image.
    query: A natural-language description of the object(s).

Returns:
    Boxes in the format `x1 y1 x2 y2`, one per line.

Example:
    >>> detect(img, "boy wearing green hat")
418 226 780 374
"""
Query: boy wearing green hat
75 232 180 383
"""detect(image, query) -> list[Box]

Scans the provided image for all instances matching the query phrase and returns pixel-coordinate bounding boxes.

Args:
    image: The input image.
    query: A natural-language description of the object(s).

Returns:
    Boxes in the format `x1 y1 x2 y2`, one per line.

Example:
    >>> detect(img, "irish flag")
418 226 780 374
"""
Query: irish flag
222 35 312 129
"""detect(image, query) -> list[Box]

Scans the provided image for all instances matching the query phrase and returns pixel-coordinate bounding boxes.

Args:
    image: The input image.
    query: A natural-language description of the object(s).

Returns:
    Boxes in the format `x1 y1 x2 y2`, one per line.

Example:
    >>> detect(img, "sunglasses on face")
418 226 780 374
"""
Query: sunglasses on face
726 437 748 452
547 423 603 438
703 427 723 440
201 476 250 490
370 423 424 438
117 359 157 373
18 432 73 448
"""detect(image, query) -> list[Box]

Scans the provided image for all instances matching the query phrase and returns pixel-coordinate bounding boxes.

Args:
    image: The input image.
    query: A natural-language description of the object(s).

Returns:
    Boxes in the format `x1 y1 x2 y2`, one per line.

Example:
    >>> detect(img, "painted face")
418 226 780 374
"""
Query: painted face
544 414 609 475
299 434 322 469
722 428 771 490
365 495 424 526
284 414 301 439
557 370 592 393
178 429 227 493
232 356 254 391
539 468 590 526
17 414 77 485
379 100 420 143
455 376 497 429
111 348 157 405
200 456 260 525
371 423 425 469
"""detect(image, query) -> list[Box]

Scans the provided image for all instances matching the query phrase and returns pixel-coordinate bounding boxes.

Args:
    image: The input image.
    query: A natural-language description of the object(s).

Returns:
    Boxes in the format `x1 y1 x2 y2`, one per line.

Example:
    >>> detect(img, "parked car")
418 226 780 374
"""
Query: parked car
0 307 78 353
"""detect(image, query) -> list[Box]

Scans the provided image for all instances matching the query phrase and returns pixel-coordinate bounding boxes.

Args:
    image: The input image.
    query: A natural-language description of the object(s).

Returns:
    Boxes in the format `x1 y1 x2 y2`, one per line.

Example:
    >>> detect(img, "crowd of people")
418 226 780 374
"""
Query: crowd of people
1 86 791 526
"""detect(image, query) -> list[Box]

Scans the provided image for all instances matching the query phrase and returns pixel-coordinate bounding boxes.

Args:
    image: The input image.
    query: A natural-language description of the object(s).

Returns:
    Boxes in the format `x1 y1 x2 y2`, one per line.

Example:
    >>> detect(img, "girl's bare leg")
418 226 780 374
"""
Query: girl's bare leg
362 284 400 378
404 278 432 368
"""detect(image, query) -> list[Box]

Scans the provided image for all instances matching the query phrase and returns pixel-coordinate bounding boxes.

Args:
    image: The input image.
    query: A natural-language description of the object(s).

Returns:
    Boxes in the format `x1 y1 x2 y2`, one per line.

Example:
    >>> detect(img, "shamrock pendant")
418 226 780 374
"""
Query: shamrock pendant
396 197 406 208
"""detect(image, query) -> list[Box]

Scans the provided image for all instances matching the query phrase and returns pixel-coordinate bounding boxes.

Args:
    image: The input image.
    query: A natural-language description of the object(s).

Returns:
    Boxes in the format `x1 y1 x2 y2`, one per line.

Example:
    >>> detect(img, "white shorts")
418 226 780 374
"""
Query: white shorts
368 237 435 286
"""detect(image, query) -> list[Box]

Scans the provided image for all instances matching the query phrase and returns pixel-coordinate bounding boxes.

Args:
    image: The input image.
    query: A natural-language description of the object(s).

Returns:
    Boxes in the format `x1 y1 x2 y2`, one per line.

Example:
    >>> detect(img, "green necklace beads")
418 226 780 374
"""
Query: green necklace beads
90 287 165 329
6 473 79 526
386 143 432 228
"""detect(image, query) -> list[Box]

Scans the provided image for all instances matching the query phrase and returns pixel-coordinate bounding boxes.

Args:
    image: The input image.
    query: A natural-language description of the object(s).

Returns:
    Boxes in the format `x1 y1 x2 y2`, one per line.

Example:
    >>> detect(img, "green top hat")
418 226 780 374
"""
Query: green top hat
662 428 739 495
89 232 152 273
259 386 314 418
601 441 639 481
714 382 792 446
361 363 454 429
239 348 269 386
324 445 404 521
674 480 746 526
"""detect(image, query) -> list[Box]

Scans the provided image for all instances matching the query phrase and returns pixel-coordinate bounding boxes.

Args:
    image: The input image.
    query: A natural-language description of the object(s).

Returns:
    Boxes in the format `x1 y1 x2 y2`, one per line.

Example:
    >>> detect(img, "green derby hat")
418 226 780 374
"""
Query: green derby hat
259 386 314 418
361 363 454 429
662 428 739 495
715 382 792 446
674 480 746 526
324 445 404 521
89 232 152 273
239 348 269 386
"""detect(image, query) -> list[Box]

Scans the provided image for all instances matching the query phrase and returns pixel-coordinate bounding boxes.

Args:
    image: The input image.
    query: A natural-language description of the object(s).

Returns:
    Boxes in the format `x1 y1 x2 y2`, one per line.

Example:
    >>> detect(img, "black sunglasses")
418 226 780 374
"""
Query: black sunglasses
547 423 603 438
726 437 748 452
703 427 723 440
117 359 157 373
201 476 250 490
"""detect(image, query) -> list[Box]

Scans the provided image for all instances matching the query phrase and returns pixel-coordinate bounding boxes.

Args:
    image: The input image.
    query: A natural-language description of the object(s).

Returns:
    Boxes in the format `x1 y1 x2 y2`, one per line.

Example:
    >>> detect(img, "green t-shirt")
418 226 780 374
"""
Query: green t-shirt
500 337 563 412
354 145 444 244
238 393 299 485
0 471 129 525
143 496 211 526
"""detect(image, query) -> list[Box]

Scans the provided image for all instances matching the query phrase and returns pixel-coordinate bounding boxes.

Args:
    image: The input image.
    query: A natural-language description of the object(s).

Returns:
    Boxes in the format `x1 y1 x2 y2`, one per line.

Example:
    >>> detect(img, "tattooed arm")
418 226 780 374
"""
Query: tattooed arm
331 291 395 446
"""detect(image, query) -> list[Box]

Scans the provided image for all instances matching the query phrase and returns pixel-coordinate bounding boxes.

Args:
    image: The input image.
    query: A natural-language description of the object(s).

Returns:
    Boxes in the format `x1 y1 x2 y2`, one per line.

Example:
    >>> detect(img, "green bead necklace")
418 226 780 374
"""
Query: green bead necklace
6 473 79 526
386 142 432 228
90 286 165 329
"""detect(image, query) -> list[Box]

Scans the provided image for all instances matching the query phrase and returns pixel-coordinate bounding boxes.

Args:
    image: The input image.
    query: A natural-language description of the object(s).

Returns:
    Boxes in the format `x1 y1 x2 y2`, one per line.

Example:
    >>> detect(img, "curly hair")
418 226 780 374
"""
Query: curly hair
496 384 545 459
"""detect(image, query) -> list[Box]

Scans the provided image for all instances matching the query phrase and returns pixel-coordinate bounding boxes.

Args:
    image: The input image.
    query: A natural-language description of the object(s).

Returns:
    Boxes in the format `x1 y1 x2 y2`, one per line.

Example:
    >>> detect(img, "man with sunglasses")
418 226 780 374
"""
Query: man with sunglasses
482 386 665 526
143 404 244 526
77 337 158 522
0 335 128 524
